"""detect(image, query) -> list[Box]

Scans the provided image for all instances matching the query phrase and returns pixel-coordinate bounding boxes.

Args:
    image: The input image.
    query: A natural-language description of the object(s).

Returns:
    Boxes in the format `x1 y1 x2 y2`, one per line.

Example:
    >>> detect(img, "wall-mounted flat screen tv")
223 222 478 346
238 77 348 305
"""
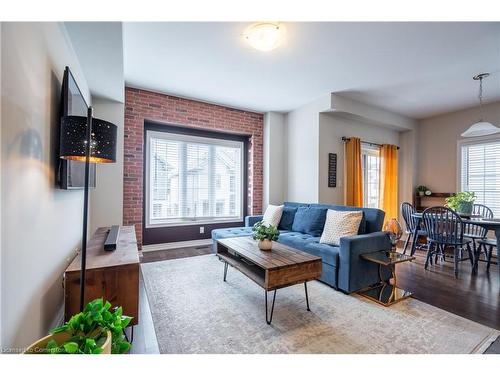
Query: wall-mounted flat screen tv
58 66 96 189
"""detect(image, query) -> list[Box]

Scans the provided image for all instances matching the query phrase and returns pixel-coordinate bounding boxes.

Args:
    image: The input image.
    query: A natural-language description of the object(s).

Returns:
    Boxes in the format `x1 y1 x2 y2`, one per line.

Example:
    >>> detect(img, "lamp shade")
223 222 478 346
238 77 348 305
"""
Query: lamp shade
60 115 117 163
461 121 500 138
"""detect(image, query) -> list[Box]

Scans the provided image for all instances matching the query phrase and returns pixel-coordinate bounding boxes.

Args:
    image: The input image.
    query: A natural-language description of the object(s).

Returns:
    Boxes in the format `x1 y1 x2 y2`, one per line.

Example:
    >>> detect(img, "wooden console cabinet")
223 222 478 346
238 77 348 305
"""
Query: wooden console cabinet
64 226 140 325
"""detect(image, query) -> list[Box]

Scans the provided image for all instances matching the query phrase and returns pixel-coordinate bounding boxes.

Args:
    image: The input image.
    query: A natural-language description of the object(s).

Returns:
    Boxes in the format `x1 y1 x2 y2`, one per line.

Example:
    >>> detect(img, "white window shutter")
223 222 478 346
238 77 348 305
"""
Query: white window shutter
461 140 500 216
146 131 244 226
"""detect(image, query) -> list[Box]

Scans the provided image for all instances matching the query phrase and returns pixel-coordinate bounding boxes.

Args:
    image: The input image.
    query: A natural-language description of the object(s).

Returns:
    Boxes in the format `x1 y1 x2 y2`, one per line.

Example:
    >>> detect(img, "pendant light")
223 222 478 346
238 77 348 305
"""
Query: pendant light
461 73 500 137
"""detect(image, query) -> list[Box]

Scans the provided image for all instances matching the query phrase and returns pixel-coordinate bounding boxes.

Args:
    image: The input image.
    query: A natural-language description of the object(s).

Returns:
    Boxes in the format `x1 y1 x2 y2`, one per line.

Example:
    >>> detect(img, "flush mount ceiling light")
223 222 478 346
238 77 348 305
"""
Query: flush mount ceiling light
461 73 500 138
243 23 285 52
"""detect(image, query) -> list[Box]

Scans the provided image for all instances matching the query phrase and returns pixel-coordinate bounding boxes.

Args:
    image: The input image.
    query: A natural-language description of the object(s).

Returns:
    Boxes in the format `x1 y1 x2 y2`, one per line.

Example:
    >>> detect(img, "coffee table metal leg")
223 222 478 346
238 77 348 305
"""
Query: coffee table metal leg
223 261 228 282
304 282 310 311
265 289 277 325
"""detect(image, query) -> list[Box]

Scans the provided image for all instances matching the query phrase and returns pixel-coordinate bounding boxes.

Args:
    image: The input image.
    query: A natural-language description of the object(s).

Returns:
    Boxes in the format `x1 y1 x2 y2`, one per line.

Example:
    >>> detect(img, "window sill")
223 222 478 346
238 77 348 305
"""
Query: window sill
146 218 244 228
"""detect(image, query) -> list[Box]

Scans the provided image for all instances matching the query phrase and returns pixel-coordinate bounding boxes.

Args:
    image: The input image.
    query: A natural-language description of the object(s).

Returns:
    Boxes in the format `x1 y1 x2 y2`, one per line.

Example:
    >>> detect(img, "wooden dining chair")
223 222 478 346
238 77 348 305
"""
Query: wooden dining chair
464 203 493 262
401 202 427 255
422 206 474 277
477 238 498 272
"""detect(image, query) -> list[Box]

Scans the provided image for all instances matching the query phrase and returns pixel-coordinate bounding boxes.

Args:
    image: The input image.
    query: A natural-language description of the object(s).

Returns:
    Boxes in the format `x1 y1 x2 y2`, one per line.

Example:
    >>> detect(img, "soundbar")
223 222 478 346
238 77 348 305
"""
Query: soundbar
104 225 120 251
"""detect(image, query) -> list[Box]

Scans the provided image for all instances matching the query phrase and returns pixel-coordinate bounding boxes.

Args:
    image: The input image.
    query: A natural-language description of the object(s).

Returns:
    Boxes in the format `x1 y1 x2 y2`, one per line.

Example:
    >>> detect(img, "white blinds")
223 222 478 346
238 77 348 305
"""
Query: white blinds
460 140 500 216
147 131 243 226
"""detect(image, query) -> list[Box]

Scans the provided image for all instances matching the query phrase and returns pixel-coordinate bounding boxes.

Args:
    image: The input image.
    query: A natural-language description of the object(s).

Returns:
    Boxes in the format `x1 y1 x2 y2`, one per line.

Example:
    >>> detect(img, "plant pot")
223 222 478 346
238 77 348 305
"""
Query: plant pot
24 330 112 354
258 239 273 251
418 191 425 196
457 201 473 216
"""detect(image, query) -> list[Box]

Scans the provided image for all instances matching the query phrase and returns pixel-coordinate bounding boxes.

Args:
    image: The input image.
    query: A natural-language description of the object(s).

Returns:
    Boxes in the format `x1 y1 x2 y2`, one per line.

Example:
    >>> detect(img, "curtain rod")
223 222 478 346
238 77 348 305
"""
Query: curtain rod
341 136 400 150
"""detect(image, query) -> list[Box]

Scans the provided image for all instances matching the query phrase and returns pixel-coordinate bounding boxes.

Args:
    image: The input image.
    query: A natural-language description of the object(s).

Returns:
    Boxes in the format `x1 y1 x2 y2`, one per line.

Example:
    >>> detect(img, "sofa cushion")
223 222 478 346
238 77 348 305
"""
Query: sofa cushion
262 204 284 227
212 227 290 241
319 204 383 234
320 209 363 246
314 204 366 234
277 232 318 249
278 206 298 231
304 241 340 267
291 206 327 236
211 227 254 241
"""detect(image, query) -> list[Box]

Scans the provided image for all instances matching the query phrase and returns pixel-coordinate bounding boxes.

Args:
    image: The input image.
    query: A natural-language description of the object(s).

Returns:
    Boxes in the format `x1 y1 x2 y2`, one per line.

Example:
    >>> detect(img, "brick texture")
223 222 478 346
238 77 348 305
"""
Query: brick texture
123 87 264 246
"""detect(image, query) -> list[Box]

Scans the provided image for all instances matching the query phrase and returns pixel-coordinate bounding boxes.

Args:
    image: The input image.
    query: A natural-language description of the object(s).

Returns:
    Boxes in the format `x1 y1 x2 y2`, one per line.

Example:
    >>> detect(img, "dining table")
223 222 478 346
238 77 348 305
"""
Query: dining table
411 212 500 276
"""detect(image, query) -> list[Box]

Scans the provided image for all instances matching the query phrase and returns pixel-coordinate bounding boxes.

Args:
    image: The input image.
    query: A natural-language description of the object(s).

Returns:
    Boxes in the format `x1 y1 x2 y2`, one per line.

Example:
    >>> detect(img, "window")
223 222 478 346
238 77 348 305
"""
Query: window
460 139 500 216
146 130 244 226
361 145 380 208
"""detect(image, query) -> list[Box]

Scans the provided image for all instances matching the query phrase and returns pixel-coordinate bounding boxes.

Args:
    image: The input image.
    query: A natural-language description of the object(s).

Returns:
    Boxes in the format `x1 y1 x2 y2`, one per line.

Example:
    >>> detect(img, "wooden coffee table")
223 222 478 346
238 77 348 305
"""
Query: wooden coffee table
216 236 322 324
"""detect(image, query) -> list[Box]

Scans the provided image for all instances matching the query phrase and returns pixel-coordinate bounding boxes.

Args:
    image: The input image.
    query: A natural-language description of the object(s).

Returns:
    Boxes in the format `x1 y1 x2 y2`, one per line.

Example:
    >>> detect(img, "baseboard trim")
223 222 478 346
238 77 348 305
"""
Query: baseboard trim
142 239 213 252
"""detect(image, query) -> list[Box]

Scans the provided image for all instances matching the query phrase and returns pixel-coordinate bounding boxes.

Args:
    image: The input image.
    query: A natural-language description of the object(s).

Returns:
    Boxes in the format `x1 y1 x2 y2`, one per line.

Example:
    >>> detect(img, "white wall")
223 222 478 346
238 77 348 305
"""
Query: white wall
263 112 286 208
417 100 500 193
318 113 400 204
285 93 416 209
89 97 124 234
330 94 416 131
398 129 418 210
1 22 90 349
285 95 331 203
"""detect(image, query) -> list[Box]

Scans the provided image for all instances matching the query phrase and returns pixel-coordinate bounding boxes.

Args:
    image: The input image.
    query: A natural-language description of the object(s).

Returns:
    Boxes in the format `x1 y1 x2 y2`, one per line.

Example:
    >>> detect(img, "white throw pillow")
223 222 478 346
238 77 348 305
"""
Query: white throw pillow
320 209 363 246
262 204 284 227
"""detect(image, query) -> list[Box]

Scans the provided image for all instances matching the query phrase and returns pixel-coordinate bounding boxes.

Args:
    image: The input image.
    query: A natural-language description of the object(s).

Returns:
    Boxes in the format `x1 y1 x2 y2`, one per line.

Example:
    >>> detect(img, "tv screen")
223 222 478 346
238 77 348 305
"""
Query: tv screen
58 66 96 189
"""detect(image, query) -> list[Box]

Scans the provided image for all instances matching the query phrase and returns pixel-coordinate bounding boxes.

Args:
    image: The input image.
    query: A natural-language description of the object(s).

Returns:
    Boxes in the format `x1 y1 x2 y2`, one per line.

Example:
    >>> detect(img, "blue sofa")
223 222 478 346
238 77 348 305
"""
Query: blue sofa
211 202 392 294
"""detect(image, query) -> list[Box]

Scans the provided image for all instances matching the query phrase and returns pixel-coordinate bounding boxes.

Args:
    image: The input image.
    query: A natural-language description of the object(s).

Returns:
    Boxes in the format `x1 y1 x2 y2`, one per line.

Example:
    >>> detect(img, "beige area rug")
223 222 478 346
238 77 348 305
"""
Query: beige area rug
141 255 498 354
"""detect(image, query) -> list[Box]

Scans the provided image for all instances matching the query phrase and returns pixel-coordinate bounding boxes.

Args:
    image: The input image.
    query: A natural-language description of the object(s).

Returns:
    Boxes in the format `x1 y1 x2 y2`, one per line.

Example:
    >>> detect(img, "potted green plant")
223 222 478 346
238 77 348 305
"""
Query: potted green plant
253 221 279 251
416 185 428 197
25 298 132 354
445 191 476 216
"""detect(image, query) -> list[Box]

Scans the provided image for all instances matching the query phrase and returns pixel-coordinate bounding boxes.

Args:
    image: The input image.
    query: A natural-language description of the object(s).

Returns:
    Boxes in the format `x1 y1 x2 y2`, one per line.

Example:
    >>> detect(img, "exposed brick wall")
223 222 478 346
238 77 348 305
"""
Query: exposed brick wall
123 87 264 246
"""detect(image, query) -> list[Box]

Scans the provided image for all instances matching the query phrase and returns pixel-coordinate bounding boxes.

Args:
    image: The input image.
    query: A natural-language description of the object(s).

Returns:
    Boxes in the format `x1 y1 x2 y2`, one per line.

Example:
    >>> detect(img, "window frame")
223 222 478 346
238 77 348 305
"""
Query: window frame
457 134 500 211
361 144 381 209
144 122 248 229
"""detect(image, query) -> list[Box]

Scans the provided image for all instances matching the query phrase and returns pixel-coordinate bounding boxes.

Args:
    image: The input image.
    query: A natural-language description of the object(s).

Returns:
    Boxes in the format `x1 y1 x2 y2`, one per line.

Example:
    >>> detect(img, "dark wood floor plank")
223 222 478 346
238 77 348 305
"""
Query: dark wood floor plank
141 245 212 263
396 248 499 330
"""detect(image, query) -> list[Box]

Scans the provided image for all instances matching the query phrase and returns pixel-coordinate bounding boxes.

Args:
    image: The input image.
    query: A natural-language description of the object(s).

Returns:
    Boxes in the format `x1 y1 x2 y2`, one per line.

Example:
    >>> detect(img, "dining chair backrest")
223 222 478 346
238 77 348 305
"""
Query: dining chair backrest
422 206 465 246
401 202 418 233
463 204 494 238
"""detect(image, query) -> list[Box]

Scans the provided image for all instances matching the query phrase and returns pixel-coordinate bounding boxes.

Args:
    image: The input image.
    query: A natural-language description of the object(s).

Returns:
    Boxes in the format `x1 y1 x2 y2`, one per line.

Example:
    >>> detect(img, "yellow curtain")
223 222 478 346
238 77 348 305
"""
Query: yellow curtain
380 144 398 224
345 137 363 207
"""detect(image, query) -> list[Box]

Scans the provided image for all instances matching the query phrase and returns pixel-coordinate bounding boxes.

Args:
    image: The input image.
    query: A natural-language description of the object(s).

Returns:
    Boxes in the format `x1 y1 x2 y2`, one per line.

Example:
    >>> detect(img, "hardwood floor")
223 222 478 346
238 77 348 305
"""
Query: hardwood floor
396 248 499 330
141 245 212 263
131 245 499 354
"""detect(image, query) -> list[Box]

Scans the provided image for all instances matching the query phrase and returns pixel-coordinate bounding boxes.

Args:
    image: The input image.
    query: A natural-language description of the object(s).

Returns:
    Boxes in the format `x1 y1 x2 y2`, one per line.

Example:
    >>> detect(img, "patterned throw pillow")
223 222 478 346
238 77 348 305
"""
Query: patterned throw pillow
262 204 284 227
320 209 363 246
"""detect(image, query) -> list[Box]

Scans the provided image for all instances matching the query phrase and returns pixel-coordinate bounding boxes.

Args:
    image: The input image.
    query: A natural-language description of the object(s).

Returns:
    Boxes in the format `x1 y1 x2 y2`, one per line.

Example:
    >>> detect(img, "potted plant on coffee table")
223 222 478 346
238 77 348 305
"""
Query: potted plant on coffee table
25 298 132 354
253 221 279 251
445 191 476 216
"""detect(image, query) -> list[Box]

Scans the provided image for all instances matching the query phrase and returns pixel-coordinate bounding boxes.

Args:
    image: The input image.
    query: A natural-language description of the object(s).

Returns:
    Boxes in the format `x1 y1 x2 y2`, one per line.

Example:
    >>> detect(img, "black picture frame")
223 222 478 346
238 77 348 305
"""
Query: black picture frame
328 153 337 188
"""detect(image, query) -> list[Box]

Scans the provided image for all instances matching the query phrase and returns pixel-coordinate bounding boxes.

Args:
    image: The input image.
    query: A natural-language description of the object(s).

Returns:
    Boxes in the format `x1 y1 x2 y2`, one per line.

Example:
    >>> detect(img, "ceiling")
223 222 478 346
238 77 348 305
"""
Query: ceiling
65 22 124 102
73 22 500 119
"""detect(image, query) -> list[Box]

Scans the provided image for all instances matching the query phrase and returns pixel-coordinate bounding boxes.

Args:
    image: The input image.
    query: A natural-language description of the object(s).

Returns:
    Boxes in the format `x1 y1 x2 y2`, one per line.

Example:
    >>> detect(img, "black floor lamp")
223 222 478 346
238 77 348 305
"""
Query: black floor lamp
60 107 117 311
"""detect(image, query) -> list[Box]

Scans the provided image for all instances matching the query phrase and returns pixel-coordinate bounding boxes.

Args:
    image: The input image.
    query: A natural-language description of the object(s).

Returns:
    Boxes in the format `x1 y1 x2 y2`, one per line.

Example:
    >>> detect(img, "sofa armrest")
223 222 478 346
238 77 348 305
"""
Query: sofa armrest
245 215 264 227
338 231 392 293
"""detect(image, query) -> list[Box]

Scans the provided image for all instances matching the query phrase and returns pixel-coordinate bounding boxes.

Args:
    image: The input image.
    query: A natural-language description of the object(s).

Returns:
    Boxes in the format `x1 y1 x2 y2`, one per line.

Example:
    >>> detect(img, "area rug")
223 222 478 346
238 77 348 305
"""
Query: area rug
141 255 499 354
